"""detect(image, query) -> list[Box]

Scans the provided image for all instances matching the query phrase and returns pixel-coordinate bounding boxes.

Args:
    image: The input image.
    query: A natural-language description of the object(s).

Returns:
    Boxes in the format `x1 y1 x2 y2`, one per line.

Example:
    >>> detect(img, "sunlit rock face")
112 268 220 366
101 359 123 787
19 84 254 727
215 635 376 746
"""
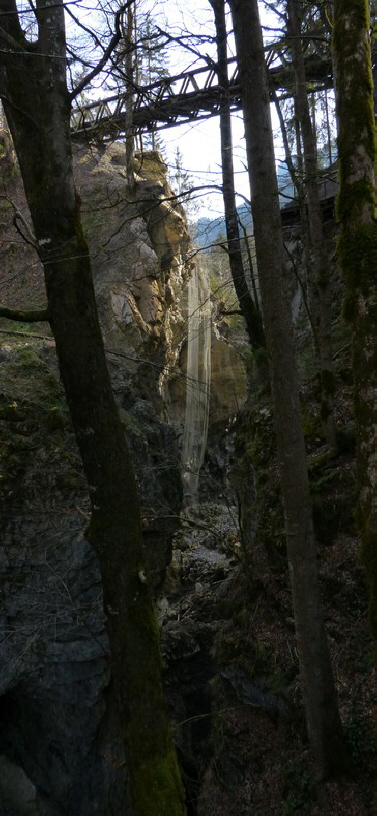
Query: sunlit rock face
76 143 247 430
0 144 189 816
210 338 247 423
74 145 191 387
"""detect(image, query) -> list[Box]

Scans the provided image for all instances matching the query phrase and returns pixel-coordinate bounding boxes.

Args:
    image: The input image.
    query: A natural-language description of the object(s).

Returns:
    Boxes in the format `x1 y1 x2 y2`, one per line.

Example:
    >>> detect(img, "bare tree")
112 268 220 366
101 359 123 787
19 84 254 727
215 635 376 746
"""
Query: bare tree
288 0 336 449
228 0 351 781
0 2 185 813
333 0 377 636
121 0 136 188
209 0 266 355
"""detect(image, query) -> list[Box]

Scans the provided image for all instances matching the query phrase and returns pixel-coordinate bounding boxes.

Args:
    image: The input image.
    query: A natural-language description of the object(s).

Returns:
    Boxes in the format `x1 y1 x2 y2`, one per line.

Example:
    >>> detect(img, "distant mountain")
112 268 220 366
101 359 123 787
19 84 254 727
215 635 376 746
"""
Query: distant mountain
193 166 297 248
193 156 336 248
194 203 253 249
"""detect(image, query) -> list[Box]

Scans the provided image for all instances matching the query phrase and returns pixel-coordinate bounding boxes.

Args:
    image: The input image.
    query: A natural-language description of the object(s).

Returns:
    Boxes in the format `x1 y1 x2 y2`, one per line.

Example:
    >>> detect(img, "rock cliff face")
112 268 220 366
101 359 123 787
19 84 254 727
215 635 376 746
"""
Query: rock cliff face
0 142 247 814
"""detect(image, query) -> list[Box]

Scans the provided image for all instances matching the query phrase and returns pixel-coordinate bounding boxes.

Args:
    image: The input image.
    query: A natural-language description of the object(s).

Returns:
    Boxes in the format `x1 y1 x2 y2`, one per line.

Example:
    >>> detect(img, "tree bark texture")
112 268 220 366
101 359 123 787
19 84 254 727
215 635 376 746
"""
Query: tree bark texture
229 0 351 780
209 0 266 353
333 0 377 637
122 0 136 189
0 3 185 813
273 90 317 340
289 0 336 449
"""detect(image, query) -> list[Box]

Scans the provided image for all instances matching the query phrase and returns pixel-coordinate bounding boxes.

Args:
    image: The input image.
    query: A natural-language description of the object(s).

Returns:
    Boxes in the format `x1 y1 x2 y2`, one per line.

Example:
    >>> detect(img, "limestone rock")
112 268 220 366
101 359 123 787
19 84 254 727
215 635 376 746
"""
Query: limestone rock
0 142 247 814
0 144 191 815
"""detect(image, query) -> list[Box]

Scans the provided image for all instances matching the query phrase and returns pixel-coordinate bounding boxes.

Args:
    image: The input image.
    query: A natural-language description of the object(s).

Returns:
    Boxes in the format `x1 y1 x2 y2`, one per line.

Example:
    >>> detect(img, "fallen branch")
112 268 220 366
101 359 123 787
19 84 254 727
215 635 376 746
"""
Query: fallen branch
0 305 49 323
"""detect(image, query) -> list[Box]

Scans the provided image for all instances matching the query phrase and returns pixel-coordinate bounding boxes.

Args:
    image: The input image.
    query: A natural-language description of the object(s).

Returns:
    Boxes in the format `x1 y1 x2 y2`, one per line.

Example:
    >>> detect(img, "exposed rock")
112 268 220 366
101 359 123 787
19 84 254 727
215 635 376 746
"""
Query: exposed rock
0 143 247 814
0 145 189 814
0 754 60 816
210 338 247 423
0 347 129 815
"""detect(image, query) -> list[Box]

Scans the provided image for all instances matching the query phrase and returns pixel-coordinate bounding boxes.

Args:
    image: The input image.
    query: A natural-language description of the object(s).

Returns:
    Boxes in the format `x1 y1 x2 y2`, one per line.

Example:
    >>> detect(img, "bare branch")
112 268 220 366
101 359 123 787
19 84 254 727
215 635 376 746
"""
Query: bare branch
10 201 38 249
0 0 29 50
70 1 133 102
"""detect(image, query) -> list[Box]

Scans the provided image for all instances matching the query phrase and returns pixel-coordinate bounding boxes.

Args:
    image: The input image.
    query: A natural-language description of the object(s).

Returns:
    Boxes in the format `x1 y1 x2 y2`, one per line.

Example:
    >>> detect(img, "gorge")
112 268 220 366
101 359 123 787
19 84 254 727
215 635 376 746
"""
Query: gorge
0 143 247 814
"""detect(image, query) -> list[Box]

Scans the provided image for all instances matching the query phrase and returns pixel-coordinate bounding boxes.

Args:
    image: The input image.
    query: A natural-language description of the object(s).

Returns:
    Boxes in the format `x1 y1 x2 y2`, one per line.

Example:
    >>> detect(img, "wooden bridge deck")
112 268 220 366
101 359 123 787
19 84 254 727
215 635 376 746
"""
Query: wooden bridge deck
71 53 333 140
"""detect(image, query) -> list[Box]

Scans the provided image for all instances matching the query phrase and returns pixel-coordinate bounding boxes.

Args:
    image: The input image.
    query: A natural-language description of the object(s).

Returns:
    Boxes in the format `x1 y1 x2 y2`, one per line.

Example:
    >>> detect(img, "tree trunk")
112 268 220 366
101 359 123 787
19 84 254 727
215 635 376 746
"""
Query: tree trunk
209 0 266 354
289 0 336 448
228 0 351 780
273 90 318 342
0 3 185 813
122 0 136 189
333 0 377 636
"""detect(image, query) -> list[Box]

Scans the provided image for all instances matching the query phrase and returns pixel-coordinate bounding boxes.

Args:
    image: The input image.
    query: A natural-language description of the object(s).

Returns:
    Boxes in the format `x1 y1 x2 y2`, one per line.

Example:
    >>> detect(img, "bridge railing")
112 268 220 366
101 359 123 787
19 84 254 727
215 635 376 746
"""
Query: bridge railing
71 48 332 139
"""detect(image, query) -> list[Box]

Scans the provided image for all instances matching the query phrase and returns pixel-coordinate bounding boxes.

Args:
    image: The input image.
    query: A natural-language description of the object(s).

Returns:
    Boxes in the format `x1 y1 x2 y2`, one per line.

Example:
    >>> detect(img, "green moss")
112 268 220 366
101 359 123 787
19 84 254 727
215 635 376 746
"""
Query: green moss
336 179 375 226
333 0 374 172
44 407 67 431
97 575 186 814
0 342 65 410
340 222 377 321
310 466 338 493
0 339 76 498
301 404 322 441
0 198 13 214
0 401 24 422
130 747 186 816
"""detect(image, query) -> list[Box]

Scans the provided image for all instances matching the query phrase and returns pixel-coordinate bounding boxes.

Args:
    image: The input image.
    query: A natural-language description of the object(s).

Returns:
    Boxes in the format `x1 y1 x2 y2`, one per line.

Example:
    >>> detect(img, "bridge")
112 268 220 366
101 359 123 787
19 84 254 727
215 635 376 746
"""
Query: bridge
71 51 333 140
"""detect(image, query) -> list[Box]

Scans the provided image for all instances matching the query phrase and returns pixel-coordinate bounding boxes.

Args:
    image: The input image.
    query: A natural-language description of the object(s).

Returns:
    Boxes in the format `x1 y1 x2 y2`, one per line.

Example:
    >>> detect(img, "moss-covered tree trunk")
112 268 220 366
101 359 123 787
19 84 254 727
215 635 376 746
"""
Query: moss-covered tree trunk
273 90 318 344
0 3 185 813
289 0 336 449
333 0 377 636
229 0 351 780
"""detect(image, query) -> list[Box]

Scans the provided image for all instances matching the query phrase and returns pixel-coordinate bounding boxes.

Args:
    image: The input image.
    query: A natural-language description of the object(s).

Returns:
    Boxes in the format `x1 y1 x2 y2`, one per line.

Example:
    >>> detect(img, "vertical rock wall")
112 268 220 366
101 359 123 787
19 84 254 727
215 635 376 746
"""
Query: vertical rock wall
0 142 247 814
0 144 194 815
